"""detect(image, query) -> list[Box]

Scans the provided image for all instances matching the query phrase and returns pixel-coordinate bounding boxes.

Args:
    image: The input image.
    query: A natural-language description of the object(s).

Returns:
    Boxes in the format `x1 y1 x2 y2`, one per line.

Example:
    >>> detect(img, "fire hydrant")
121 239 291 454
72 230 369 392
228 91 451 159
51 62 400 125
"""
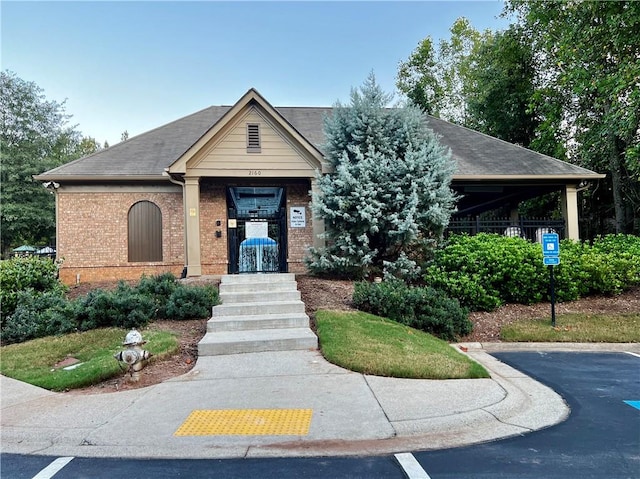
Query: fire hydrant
114 329 151 382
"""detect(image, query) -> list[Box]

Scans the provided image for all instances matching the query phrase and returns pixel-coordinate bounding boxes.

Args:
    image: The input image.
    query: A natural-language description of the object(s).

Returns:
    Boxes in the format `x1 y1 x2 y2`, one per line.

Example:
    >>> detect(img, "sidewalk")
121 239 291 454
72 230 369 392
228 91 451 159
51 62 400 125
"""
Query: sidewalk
1 343 637 459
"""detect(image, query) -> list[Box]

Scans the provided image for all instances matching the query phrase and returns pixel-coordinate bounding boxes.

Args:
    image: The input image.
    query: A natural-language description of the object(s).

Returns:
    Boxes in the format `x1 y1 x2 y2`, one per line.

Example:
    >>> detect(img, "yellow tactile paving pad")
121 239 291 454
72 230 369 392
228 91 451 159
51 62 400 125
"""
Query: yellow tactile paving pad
174 409 313 436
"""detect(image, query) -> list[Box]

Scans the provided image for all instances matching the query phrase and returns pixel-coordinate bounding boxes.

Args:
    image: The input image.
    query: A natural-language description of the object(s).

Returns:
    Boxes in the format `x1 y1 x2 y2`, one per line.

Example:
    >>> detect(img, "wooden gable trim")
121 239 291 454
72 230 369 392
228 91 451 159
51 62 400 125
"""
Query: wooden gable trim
167 88 326 175
185 106 323 177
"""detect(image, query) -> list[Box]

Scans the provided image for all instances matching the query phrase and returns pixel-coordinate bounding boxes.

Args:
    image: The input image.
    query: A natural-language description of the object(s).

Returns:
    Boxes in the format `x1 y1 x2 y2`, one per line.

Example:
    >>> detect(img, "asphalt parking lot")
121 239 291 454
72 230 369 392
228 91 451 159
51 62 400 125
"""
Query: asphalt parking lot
413 351 640 478
1 350 638 478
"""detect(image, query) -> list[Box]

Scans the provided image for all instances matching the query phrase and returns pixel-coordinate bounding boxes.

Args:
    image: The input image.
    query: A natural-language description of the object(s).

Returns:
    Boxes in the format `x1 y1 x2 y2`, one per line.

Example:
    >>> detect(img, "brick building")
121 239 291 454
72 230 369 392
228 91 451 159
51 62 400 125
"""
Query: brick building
36 89 604 285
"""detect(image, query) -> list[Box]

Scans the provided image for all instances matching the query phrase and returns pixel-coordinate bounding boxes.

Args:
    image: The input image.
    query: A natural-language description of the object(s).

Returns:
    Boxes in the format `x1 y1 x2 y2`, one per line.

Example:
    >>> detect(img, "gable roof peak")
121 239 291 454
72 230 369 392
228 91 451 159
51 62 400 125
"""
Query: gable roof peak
166 88 325 174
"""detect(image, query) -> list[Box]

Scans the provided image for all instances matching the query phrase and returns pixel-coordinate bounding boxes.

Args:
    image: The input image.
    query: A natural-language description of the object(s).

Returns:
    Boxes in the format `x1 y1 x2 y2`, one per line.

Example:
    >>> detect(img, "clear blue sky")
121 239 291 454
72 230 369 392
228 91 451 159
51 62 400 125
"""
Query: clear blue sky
2 1 510 145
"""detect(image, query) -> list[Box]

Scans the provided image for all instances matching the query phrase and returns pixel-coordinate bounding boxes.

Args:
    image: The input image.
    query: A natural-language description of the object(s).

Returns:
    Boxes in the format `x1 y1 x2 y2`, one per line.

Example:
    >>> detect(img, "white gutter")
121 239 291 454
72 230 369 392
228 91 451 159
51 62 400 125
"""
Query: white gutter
163 170 188 278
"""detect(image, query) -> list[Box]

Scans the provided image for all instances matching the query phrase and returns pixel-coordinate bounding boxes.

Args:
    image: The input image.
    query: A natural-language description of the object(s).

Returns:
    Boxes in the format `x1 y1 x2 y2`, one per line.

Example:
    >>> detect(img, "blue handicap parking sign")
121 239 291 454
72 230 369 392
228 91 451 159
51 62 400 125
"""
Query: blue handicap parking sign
542 233 560 257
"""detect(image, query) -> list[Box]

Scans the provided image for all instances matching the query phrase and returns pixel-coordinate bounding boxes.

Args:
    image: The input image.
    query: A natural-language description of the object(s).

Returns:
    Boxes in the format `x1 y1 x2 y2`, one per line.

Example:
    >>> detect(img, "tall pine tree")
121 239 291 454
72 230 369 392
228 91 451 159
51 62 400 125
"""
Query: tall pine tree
306 74 456 279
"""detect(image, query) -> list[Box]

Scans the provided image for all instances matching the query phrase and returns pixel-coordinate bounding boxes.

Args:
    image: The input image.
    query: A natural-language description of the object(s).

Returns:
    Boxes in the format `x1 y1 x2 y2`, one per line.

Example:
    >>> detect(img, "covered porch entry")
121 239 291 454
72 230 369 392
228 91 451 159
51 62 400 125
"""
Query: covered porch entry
165 89 329 278
226 186 287 274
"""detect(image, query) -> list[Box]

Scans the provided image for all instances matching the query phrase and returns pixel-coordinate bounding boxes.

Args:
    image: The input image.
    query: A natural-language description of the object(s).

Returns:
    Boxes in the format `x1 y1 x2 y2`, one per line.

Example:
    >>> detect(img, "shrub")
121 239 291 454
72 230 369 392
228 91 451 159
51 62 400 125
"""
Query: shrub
74 282 157 331
0 256 65 324
135 272 179 297
353 280 415 322
165 284 218 320
423 233 640 311
353 280 471 341
591 233 640 256
590 234 640 288
2 289 78 344
135 272 179 317
423 234 546 311
1 269 221 344
554 236 640 300
421 267 502 312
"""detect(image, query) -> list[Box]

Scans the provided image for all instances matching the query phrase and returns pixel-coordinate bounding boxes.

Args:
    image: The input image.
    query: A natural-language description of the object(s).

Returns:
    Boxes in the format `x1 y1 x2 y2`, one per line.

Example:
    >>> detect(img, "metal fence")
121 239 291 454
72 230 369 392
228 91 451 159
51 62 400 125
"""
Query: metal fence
238 237 280 273
446 217 566 242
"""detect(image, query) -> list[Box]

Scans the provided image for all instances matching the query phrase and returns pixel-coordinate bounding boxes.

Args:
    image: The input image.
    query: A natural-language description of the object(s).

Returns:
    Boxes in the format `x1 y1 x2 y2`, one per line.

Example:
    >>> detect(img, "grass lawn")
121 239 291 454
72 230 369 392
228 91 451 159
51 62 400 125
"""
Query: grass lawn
315 310 489 379
0 328 179 391
501 313 640 342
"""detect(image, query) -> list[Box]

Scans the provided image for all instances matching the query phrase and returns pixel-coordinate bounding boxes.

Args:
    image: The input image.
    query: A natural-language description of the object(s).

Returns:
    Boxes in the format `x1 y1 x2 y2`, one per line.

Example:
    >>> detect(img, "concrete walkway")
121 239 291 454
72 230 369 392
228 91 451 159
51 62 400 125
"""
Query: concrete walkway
1 343 638 459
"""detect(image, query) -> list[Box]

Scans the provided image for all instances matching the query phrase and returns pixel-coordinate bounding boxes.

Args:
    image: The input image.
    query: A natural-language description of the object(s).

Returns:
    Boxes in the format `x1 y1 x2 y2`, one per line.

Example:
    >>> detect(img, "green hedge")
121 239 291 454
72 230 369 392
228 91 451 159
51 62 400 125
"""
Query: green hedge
352 280 472 341
165 284 218 320
74 282 158 331
423 233 640 311
0 256 65 325
1 272 220 344
2 289 78 344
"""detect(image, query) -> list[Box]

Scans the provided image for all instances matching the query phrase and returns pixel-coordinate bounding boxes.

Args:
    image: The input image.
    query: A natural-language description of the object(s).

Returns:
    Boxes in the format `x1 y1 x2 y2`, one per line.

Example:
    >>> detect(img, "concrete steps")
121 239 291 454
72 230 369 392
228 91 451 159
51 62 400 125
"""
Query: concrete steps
211 300 304 317
207 313 310 332
219 290 302 304
198 274 318 356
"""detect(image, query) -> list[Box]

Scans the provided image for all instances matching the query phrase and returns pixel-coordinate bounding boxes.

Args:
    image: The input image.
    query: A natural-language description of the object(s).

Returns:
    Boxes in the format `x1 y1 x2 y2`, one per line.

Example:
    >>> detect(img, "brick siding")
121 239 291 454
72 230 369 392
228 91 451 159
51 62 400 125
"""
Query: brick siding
199 182 228 275
57 189 185 284
56 182 316 284
286 183 314 272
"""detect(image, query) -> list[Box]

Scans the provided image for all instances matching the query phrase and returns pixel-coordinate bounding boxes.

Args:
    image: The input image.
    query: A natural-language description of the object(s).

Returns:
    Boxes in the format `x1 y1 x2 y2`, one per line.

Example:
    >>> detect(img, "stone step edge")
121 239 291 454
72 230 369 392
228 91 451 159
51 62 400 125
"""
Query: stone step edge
199 328 317 344
214 300 305 307
207 315 310 332
219 282 298 293
212 303 305 315
220 274 296 284
208 312 310 323
219 291 301 302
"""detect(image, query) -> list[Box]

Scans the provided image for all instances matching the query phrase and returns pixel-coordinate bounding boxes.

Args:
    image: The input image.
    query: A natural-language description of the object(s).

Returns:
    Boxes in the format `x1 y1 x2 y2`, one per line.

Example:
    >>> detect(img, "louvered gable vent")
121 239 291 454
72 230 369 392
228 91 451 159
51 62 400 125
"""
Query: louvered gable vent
246 123 261 152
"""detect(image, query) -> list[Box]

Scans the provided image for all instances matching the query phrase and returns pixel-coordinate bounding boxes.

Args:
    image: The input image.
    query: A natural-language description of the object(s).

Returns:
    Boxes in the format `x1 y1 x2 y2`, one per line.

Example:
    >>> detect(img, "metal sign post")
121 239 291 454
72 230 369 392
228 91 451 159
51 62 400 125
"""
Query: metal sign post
549 265 556 327
542 233 560 328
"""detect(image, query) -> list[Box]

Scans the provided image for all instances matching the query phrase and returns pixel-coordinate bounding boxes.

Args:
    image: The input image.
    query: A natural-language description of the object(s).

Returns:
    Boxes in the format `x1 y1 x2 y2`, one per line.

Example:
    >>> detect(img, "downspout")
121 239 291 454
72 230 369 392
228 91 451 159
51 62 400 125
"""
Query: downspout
42 180 60 266
164 171 188 279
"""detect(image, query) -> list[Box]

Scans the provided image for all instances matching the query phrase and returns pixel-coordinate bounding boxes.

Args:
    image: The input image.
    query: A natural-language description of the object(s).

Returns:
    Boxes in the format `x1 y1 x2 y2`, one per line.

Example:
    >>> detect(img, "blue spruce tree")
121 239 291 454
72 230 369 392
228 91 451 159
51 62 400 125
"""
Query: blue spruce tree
306 73 457 279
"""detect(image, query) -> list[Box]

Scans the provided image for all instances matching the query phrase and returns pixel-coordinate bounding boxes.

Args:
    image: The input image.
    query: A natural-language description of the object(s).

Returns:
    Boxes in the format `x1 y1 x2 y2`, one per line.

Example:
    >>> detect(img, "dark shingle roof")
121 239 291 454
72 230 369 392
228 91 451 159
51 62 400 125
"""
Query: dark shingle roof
37 106 231 179
425 115 598 178
36 105 603 181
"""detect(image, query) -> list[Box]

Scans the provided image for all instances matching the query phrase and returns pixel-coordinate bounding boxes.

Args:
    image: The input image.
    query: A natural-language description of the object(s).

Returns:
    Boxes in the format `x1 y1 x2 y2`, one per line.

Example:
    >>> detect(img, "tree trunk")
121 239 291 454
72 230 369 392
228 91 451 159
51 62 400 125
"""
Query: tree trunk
608 144 625 233
604 101 627 234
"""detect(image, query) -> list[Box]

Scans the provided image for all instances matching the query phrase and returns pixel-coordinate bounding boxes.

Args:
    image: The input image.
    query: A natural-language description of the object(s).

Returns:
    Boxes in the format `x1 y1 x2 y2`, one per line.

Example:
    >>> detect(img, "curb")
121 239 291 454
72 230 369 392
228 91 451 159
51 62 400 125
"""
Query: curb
457 342 640 353
0 347 572 459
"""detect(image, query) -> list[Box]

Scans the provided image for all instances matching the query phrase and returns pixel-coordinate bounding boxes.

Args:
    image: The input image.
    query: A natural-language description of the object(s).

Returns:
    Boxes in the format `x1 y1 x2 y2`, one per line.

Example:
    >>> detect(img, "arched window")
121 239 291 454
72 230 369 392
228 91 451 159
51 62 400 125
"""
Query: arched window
128 201 162 262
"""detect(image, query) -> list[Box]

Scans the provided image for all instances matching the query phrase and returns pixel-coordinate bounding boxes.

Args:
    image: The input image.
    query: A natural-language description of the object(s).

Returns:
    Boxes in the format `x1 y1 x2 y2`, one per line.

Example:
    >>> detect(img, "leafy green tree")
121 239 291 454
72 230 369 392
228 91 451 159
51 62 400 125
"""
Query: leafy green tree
462 24 565 220
397 19 566 222
306 74 457 279
396 36 442 116
76 137 102 157
397 18 488 124
506 0 640 233
398 20 545 151
398 5 639 234
465 26 538 148
0 71 91 255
